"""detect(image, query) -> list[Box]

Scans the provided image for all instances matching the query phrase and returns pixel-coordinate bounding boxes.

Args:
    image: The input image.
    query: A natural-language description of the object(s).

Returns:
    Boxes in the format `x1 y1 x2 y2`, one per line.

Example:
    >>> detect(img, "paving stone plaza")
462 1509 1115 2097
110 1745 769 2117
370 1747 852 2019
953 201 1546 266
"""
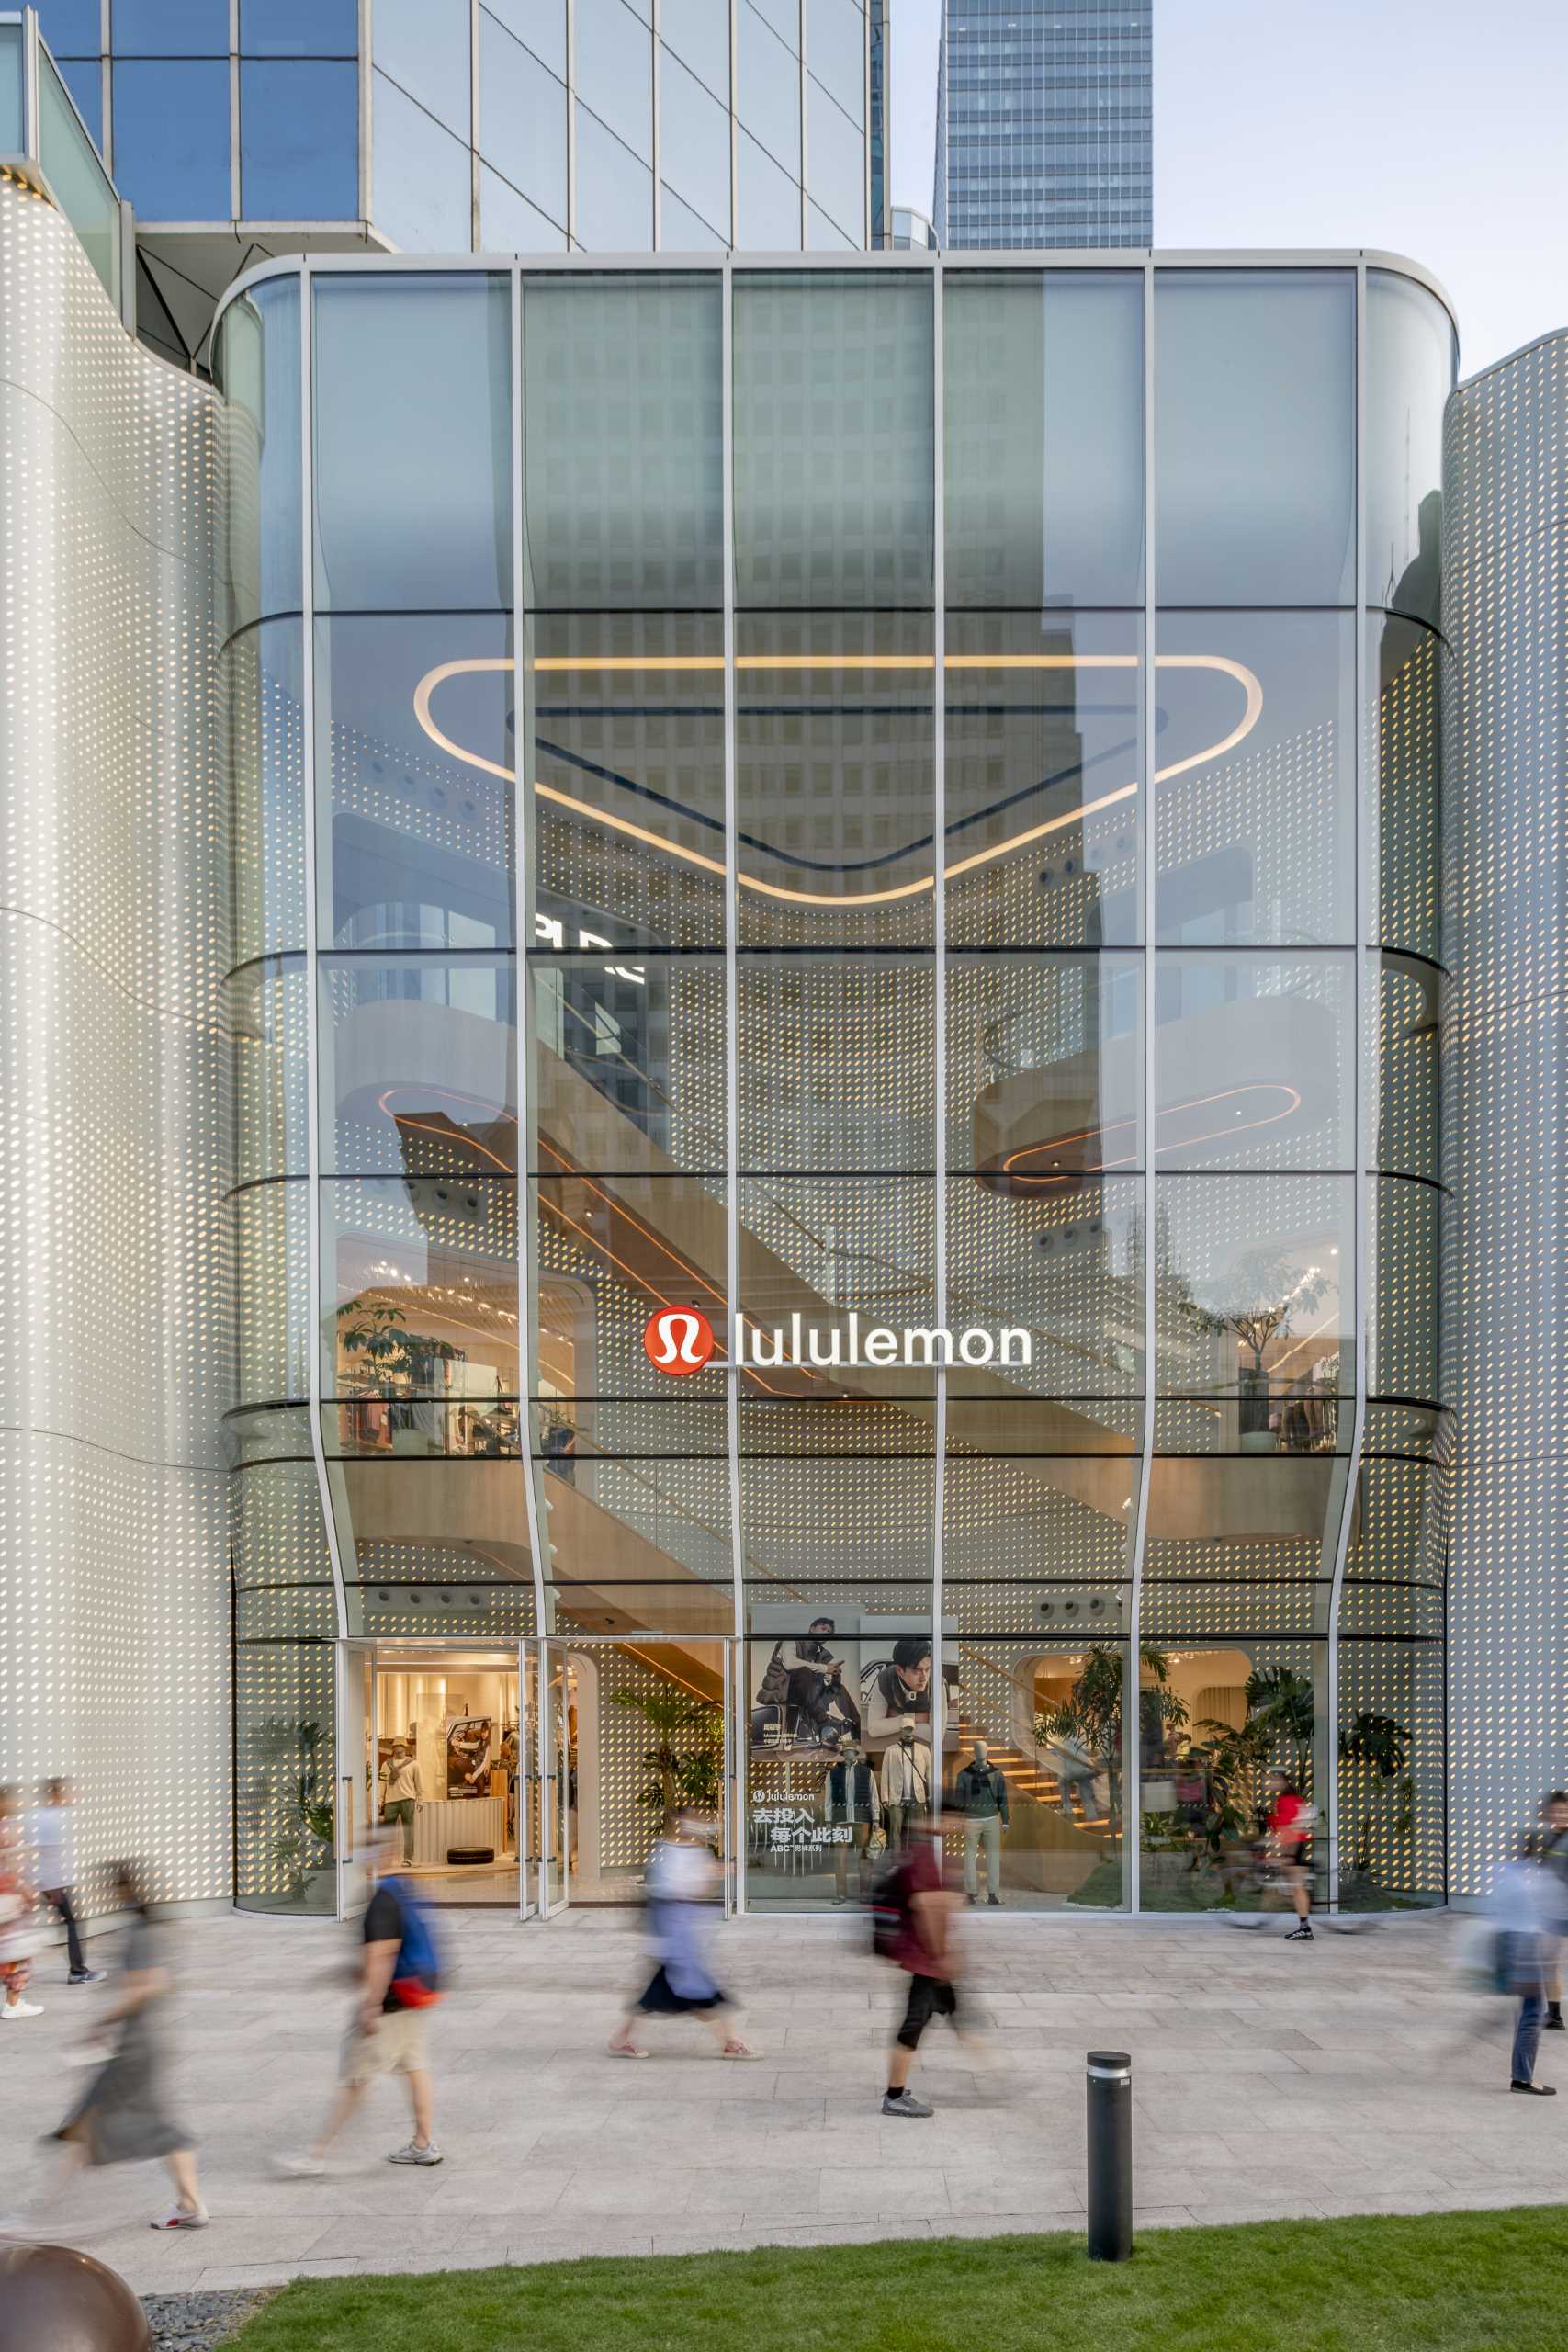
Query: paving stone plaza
6 1908 1562 2296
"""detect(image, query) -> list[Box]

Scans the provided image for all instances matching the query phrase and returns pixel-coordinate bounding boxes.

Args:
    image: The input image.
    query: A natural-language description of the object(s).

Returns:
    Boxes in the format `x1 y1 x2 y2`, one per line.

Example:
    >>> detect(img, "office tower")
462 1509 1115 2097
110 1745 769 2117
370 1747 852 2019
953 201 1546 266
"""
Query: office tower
934 0 1153 250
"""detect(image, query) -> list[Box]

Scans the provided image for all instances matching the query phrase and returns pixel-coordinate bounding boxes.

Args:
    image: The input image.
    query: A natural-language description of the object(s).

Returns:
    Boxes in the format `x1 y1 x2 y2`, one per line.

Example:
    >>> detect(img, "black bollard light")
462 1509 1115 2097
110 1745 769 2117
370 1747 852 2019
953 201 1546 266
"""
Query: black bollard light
1085 2048 1133 2261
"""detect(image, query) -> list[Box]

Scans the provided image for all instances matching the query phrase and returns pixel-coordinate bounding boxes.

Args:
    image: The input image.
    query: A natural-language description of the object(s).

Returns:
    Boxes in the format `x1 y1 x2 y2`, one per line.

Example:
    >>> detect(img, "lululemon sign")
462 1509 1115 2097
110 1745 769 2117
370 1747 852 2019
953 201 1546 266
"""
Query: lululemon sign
643 1306 717 1374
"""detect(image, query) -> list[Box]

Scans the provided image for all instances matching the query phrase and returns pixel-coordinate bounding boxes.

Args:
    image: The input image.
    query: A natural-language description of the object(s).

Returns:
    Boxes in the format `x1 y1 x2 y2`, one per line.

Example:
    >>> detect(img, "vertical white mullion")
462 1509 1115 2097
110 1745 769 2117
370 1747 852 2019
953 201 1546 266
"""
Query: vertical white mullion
565 0 577 248
1325 259 1371 1913
469 0 480 250
1125 256 1156 1916
862 0 871 247
229 0 240 220
723 257 746 1906
650 0 660 246
796 0 807 248
511 264 553 1919
727 0 738 248
299 259 351 1654
931 256 946 1822
357 0 372 225
99 0 109 176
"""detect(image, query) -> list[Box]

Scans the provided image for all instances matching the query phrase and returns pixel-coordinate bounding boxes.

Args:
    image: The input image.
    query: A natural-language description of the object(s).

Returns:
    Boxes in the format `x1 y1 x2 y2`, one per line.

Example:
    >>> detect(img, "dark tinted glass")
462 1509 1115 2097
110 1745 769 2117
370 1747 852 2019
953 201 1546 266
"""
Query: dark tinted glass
240 0 357 53
57 55 102 143
111 61 230 215
114 0 228 52
34 2 100 54
241 61 357 217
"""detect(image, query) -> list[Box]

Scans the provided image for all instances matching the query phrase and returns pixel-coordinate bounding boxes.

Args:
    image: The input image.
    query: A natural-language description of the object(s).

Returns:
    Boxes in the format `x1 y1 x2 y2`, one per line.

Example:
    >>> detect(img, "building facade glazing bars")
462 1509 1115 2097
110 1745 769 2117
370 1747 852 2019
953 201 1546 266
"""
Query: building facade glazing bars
216 246 1454 1919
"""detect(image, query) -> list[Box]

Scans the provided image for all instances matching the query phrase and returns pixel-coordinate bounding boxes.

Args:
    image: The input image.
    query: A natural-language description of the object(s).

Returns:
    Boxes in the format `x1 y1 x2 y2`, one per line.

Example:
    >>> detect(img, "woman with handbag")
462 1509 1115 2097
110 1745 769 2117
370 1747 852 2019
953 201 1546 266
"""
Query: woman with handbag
0 1785 44 2020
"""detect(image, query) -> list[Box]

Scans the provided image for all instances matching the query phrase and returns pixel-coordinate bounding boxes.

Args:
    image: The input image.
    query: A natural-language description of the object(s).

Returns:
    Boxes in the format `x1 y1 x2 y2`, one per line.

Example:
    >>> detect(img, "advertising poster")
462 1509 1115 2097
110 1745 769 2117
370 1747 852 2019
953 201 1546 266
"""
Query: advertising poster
747 1614 960 1760
445 1713 493 1798
748 1608 861 1758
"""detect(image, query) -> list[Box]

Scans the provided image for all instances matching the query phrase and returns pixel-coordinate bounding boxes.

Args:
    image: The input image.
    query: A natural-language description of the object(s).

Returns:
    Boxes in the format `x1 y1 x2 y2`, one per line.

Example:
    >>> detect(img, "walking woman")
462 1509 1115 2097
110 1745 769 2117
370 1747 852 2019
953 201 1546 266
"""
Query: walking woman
49 1860 208 2228
610 1812 756 2060
0 1785 43 2021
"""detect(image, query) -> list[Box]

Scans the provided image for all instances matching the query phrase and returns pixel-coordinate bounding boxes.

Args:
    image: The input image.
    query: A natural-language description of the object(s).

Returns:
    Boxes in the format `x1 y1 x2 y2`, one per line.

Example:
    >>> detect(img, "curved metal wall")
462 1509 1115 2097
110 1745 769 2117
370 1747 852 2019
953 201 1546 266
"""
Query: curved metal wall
1443 332 1568 1897
0 175 230 1912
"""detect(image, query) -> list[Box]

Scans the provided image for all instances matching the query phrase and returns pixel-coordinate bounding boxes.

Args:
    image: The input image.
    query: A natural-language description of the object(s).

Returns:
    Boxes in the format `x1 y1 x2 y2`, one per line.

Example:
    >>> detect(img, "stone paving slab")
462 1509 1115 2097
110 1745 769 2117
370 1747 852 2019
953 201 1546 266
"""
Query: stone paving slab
3 1906 1562 2296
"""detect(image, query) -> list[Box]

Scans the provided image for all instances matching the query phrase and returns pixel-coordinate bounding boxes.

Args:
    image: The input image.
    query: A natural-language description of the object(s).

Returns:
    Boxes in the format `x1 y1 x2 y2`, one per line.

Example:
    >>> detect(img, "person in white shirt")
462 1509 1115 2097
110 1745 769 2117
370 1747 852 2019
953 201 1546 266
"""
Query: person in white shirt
29 1778 102 1985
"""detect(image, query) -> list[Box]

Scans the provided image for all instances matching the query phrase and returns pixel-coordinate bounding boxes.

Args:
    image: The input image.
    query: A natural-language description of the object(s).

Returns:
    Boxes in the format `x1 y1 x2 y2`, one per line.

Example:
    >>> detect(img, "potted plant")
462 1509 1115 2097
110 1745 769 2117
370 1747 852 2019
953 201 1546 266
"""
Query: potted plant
611 1685 724 1832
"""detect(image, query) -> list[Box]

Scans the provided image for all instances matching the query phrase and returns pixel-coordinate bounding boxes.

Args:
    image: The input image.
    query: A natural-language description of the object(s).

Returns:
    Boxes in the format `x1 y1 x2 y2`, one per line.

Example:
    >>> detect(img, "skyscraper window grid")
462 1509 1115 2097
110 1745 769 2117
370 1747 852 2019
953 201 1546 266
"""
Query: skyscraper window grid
935 0 1153 252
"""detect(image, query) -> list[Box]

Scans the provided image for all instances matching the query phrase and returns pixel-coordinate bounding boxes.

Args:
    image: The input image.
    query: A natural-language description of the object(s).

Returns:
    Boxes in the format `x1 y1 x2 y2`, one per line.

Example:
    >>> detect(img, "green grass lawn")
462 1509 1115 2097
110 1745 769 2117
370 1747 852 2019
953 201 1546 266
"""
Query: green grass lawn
230 2206 1568 2352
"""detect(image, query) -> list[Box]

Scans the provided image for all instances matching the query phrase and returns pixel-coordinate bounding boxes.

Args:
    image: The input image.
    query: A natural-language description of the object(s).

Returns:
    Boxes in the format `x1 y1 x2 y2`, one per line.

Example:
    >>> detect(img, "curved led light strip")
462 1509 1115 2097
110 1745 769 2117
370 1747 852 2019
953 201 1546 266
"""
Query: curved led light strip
411 653 1264 912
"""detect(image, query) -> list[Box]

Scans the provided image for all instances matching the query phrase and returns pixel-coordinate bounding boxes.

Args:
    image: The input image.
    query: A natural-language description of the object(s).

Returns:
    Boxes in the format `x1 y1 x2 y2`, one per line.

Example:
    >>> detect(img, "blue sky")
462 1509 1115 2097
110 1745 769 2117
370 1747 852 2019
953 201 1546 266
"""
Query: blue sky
892 0 1568 375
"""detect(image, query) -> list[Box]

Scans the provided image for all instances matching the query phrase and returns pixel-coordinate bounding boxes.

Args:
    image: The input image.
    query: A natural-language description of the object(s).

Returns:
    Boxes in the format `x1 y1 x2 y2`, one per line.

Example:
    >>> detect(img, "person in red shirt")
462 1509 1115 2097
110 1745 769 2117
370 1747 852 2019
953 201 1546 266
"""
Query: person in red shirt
880 1815 963 2117
1267 1770 1315 1942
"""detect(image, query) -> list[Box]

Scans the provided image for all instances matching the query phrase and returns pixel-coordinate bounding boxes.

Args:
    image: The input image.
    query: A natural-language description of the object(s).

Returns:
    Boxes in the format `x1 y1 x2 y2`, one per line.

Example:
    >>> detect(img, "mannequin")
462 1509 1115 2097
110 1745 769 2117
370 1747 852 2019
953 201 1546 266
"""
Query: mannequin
878 1721 933 1852
823 1739 875 1904
953 1738 1009 1905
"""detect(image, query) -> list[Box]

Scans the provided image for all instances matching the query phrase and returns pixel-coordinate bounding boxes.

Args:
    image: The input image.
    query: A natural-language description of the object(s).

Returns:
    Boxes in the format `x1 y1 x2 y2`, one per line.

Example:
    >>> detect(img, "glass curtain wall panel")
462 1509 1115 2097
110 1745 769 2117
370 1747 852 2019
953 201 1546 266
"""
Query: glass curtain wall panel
214 252 1453 1915
521 274 734 1642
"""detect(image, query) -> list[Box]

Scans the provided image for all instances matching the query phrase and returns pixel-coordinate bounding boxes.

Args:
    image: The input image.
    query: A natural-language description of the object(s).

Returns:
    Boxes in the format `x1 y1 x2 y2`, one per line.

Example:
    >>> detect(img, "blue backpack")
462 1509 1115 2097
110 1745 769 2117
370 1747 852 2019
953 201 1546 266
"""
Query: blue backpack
381 1876 445 2006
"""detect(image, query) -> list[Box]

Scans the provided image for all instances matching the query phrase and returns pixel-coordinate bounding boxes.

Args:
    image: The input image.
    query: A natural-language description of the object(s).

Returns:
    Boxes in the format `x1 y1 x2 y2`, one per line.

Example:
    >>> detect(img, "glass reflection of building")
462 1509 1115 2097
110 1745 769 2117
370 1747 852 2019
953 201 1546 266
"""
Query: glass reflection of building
220 251 1453 1916
31 0 886 368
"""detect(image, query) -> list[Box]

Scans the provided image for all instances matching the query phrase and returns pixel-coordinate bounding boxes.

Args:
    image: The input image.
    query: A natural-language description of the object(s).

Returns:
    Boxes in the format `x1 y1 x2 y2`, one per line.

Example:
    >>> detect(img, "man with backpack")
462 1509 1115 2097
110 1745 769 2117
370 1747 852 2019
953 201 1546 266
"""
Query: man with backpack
276 1830 445 2175
872 1811 962 2119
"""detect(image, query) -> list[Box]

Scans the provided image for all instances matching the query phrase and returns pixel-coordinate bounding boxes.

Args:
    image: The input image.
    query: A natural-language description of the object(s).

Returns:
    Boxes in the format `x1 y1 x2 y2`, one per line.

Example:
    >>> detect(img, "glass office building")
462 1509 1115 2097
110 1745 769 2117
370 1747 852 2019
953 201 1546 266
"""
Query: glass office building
208 248 1454 1920
935 0 1152 251
27 0 886 367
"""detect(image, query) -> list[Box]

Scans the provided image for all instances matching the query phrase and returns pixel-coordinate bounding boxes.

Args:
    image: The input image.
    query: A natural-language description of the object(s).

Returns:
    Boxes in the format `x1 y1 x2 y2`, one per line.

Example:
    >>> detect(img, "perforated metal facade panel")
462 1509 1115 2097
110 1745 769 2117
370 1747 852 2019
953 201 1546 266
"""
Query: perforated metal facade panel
0 175 231 1912
1443 334 1568 1896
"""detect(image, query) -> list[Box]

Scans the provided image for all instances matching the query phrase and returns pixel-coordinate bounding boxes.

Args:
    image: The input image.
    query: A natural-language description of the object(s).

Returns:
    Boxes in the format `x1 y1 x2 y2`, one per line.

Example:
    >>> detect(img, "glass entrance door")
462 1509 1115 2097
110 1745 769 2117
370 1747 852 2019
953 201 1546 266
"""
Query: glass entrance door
334 1639 375 1917
523 1636 736 1916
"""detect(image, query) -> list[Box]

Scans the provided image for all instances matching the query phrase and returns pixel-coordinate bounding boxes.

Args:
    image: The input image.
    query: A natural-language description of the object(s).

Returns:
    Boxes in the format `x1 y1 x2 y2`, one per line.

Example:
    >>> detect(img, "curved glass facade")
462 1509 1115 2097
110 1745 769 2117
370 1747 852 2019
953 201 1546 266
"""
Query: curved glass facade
218 254 1453 1914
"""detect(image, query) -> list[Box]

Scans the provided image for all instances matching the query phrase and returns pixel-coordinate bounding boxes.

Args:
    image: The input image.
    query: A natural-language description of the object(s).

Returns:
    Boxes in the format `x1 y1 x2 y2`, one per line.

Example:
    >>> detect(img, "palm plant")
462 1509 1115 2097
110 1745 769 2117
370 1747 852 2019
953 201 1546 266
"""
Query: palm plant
1034 1643 1187 1819
611 1684 723 1827
249 1718 334 1904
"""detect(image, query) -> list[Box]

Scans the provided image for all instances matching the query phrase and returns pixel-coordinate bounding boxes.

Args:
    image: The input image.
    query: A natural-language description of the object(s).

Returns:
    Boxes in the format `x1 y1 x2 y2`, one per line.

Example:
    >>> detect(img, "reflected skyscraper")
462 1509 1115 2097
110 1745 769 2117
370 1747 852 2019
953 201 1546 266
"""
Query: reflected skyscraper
935 0 1153 250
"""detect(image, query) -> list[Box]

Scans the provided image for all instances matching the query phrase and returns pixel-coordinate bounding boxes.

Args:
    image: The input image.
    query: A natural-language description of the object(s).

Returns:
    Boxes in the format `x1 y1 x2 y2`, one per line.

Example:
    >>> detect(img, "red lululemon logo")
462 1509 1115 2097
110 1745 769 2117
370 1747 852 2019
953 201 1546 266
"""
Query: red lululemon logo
644 1306 716 1375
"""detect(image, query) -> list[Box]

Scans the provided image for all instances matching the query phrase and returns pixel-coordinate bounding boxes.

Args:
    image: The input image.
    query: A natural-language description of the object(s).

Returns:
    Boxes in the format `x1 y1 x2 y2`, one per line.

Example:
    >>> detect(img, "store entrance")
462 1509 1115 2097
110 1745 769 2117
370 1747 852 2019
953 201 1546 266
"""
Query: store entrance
539 1636 737 1914
367 1645 524 1909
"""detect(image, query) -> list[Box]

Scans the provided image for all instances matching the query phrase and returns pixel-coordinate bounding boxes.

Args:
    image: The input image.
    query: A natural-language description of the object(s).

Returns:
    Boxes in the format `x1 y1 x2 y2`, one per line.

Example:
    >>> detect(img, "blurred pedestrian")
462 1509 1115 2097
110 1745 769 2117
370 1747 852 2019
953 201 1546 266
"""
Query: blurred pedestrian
1266 1770 1315 1942
48 1860 208 2227
29 1777 103 1985
0 1786 43 2021
610 1811 754 2059
276 1829 446 2174
1493 1839 1555 2096
874 1810 962 2118
1536 1792 1568 2030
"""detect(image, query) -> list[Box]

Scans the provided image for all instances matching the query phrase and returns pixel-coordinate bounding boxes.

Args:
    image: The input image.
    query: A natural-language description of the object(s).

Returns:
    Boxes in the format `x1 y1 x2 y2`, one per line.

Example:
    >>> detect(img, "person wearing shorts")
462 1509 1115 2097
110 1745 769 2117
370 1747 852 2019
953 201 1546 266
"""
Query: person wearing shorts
1267 1771 1314 1943
881 1815 962 2119
276 1831 443 2175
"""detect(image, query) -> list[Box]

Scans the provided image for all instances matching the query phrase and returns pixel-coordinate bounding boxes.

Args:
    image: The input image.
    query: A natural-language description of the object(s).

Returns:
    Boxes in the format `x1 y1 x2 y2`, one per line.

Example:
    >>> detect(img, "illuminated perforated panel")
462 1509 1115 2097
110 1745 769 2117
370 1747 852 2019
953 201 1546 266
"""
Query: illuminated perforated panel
0 177 230 1911
1443 334 1568 1896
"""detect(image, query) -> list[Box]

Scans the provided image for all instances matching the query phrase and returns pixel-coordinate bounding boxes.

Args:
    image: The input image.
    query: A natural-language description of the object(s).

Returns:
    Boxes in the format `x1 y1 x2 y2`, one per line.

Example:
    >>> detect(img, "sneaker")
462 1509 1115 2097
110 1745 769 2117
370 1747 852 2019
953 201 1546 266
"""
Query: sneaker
274 2151 325 2177
68 1970 106 1986
987 1894 1001 1907
150 2203 209 2230
882 2089 933 2118
387 2141 443 2166
1284 1924 1314 1942
0 2002 43 2020
966 1894 977 1906
1511 2079 1557 2096
1546 2011 1566 2031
